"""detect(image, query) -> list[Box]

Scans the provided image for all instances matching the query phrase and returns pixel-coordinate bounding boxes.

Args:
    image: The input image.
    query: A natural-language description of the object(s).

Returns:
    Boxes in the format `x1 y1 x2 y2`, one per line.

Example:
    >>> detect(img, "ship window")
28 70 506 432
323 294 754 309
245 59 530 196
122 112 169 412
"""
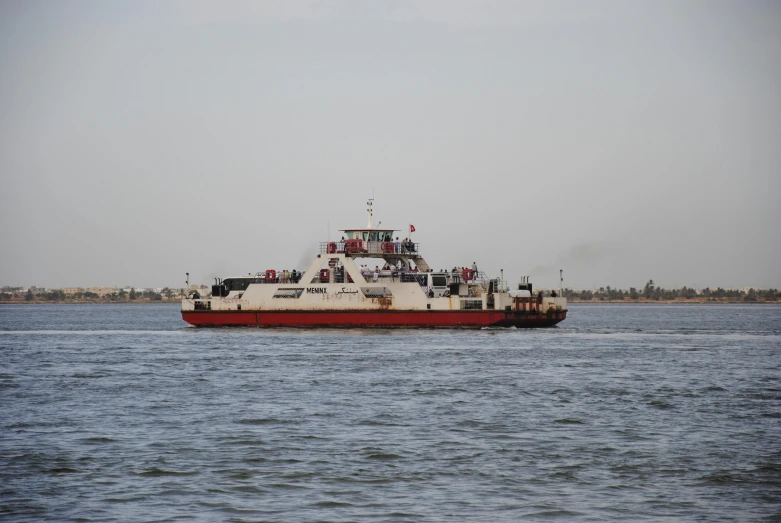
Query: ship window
463 299 483 310
223 278 260 292
432 276 447 288
362 232 368 241
194 300 212 310
273 288 304 299
400 273 428 286
346 232 355 239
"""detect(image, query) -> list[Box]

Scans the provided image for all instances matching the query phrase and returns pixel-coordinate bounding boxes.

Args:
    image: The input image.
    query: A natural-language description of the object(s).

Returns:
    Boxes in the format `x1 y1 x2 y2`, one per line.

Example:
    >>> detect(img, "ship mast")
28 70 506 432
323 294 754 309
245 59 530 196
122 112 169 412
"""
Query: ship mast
366 198 374 228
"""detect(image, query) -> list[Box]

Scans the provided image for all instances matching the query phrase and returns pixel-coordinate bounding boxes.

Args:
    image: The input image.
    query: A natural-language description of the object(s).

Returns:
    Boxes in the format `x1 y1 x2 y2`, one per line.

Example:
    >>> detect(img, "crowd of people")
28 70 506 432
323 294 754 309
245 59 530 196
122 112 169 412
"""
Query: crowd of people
266 270 302 284
359 263 404 282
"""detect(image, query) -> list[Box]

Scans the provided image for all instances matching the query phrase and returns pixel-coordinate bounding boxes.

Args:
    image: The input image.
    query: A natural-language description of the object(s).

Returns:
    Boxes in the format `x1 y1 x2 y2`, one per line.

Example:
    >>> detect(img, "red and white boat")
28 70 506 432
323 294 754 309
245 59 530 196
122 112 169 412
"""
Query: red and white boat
181 201 567 328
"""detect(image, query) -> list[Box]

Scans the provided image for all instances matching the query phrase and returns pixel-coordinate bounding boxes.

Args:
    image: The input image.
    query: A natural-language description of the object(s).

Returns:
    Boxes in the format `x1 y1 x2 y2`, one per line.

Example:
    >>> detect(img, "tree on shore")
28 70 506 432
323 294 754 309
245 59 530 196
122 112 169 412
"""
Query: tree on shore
561 283 780 302
43 290 65 301
643 280 655 300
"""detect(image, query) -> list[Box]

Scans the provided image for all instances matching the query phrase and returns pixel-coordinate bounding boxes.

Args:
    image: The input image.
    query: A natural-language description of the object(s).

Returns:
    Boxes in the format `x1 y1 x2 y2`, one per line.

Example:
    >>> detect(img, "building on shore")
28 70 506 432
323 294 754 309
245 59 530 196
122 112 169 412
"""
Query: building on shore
87 287 118 296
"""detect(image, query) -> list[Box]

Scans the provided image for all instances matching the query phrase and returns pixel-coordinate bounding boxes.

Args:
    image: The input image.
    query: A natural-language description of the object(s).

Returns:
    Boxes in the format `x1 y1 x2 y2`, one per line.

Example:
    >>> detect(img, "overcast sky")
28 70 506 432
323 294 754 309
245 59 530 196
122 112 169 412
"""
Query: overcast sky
1 0 779 290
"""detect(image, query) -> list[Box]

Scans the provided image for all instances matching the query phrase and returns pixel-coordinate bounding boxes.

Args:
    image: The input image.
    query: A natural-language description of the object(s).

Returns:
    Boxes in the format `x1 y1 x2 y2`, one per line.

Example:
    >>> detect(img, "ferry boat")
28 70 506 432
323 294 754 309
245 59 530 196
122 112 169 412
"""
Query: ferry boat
181 201 567 328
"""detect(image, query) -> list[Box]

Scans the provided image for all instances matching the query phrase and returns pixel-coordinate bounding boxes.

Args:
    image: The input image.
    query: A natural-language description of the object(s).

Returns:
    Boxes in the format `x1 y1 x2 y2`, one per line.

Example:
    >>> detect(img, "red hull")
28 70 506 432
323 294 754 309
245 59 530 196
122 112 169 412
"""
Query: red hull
182 309 566 328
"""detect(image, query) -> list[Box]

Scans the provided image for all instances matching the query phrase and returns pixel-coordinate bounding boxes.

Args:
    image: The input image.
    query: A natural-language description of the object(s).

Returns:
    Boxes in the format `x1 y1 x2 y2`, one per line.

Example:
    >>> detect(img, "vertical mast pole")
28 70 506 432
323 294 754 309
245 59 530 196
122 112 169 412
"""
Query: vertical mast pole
560 269 563 297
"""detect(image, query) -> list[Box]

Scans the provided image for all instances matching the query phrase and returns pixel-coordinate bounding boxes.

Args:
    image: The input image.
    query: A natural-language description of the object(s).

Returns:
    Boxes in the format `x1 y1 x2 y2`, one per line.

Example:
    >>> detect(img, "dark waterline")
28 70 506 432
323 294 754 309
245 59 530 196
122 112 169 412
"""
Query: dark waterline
1 303 780 521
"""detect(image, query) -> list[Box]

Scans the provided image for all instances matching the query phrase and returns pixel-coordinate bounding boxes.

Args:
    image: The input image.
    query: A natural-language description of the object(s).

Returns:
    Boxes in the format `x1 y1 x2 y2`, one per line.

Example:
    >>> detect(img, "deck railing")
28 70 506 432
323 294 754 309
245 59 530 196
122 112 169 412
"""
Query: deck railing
319 240 421 257
221 268 506 292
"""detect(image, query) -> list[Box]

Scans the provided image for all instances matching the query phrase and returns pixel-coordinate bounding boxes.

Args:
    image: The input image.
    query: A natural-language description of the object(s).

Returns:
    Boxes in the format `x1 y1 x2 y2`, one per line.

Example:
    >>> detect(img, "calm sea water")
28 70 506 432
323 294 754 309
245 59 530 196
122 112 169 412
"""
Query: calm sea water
1 303 779 522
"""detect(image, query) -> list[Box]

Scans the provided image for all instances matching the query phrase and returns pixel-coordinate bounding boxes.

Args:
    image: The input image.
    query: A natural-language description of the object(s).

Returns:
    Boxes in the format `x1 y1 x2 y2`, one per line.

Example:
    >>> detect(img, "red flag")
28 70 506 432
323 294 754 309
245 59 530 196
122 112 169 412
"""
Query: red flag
410 224 416 233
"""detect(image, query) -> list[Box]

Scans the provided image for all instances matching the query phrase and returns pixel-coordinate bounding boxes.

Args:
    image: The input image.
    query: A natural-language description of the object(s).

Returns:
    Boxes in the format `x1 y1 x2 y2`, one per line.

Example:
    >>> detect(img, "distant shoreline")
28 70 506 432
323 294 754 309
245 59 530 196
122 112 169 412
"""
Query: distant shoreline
1 299 778 305
568 299 780 304
0 299 181 305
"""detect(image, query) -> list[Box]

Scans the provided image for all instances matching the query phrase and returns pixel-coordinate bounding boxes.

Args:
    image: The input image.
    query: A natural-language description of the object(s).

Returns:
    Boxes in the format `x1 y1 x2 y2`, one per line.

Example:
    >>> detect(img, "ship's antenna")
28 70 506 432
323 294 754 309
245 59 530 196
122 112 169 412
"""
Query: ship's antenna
328 221 330 242
366 198 374 228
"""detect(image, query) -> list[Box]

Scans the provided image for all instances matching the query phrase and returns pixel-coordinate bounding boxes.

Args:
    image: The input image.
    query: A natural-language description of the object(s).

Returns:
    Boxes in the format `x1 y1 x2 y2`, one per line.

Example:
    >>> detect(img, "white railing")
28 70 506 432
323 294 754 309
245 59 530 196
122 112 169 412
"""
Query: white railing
319 241 421 257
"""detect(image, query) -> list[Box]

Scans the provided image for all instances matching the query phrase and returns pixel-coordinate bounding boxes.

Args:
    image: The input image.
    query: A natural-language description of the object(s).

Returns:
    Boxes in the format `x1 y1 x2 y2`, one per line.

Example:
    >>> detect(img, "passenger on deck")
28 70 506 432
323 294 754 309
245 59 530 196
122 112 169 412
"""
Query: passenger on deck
373 266 379 282
395 237 400 253
472 262 478 276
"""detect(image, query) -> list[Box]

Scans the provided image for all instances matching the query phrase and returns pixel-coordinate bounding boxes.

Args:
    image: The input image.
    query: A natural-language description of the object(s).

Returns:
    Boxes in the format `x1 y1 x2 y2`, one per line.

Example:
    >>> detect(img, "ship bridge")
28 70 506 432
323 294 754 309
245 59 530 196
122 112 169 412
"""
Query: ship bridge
316 199 429 271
